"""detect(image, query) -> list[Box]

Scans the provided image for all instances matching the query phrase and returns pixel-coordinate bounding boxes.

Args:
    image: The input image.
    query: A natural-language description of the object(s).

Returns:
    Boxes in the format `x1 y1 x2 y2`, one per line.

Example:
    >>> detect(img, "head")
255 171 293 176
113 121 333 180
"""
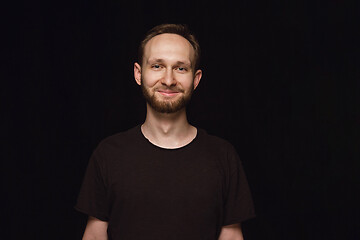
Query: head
134 24 202 114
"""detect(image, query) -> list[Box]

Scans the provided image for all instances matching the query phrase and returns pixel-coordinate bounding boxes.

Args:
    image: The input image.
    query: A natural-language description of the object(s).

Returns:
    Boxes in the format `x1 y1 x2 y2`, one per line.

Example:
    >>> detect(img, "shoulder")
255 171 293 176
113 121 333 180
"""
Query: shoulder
197 129 242 174
87 125 142 170
98 125 140 148
197 128 237 154
92 125 141 158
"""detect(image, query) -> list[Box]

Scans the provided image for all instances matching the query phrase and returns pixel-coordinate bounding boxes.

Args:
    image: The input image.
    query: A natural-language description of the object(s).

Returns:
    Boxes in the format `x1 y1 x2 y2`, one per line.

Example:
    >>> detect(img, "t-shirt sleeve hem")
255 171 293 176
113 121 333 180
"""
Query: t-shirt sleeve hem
74 205 109 222
222 214 256 226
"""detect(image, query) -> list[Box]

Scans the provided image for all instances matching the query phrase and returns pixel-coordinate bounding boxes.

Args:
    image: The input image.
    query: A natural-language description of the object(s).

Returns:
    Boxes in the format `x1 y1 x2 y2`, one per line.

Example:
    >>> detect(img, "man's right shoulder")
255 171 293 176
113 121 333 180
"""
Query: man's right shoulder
97 125 140 150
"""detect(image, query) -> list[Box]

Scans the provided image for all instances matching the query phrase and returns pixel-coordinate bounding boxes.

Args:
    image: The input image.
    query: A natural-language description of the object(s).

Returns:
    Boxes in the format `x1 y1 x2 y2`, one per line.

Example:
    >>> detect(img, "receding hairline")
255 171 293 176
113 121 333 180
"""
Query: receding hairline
142 33 196 67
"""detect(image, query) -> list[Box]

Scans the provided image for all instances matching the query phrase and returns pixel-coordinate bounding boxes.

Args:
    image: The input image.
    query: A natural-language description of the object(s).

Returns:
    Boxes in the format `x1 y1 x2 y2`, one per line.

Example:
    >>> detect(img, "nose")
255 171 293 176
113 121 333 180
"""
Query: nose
161 68 176 86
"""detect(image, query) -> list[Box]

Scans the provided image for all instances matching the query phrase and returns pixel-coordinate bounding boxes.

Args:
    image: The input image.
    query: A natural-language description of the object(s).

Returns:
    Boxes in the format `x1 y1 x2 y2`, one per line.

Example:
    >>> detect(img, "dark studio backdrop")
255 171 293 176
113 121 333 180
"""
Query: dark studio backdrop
3 0 359 239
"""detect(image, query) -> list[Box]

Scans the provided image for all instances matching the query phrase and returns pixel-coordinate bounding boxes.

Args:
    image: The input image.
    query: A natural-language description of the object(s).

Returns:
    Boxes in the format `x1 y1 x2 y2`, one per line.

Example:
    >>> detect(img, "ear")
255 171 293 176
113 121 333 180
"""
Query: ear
193 69 202 90
134 62 142 85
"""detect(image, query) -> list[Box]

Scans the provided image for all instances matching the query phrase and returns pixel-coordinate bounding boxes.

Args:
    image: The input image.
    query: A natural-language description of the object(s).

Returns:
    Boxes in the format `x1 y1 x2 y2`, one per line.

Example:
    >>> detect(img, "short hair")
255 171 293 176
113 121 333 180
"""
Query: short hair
138 23 201 70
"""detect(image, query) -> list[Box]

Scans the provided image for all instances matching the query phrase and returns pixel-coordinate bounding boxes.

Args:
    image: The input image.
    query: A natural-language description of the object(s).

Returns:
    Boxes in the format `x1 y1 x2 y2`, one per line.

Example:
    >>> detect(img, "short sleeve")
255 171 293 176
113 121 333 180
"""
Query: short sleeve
75 143 110 221
223 146 256 225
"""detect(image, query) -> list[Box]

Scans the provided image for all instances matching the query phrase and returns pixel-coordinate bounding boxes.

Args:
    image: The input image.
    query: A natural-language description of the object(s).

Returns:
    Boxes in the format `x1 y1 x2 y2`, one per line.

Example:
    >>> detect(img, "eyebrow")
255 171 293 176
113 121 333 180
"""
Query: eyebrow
147 58 192 67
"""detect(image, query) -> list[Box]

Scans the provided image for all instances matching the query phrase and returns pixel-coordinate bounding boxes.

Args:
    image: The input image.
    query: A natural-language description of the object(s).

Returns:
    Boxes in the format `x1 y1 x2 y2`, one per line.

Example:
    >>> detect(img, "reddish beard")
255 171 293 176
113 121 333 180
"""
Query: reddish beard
141 83 194 114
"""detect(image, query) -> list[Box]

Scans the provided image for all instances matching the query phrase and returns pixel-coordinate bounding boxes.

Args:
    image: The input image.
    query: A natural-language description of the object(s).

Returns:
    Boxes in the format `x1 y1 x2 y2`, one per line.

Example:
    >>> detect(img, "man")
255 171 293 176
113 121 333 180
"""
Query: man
76 24 255 240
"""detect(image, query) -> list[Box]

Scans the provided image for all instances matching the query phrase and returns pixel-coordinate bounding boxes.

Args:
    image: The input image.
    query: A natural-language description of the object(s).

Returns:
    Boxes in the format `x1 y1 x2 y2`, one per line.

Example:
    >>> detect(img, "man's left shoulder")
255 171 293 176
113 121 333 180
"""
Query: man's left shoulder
198 128 238 154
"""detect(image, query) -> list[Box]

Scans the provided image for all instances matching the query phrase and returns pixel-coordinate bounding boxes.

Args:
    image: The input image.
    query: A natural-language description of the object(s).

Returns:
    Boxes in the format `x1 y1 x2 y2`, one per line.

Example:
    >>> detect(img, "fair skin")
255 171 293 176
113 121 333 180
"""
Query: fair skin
82 216 108 240
82 33 244 240
134 33 202 149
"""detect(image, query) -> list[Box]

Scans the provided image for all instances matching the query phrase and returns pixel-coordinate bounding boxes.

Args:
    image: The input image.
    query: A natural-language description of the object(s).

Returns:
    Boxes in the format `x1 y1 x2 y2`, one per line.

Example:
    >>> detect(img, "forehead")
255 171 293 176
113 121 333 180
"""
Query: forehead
143 33 195 64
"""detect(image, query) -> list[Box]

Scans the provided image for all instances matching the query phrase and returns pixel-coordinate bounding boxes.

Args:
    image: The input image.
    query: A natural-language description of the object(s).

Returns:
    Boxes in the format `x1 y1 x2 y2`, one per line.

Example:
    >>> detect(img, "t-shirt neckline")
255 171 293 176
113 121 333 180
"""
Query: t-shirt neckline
137 124 201 151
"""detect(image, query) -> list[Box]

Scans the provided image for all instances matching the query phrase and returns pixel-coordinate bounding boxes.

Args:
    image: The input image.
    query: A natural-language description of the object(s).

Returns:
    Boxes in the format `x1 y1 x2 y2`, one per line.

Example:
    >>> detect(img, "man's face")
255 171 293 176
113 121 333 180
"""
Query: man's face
134 33 202 114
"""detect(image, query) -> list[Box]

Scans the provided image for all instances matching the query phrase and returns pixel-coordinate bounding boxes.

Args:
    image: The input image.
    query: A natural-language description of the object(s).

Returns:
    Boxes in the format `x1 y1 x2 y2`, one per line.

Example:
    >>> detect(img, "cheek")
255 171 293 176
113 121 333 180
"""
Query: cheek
142 71 162 86
178 75 195 89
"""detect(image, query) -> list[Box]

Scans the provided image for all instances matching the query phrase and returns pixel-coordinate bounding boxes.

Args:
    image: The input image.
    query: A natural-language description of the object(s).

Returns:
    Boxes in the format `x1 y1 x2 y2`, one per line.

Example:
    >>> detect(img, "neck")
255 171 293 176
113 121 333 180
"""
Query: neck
141 104 197 149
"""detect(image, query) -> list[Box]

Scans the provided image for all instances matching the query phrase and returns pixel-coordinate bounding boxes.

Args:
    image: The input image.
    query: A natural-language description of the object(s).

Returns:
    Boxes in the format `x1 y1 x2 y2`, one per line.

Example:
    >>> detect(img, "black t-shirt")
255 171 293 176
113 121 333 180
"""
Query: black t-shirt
76 125 255 240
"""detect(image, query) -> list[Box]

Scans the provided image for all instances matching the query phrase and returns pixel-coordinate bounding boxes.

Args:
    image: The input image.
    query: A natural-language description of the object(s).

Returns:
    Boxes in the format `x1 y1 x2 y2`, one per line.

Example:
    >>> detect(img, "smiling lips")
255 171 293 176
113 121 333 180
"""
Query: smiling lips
157 89 181 97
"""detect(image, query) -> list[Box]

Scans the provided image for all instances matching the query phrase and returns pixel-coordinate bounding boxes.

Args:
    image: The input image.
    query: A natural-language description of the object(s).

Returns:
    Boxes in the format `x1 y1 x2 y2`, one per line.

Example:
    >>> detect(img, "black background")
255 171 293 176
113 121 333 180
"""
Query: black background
3 0 359 239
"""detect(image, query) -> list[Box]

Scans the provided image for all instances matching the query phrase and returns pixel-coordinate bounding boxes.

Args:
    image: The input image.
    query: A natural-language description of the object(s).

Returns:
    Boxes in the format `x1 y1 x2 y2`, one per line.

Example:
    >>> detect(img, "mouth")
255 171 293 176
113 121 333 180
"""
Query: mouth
157 89 180 97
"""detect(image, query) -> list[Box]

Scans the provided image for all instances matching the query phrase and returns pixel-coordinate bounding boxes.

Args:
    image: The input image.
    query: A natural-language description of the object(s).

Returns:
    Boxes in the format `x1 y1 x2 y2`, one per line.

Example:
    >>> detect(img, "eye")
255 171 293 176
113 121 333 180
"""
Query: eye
176 67 187 72
151 64 162 70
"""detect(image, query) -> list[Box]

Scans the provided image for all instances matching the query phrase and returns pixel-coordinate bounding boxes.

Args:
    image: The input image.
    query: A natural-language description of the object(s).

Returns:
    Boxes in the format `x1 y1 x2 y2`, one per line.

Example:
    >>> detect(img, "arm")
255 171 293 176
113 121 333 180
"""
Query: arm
218 223 244 240
82 216 109 240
